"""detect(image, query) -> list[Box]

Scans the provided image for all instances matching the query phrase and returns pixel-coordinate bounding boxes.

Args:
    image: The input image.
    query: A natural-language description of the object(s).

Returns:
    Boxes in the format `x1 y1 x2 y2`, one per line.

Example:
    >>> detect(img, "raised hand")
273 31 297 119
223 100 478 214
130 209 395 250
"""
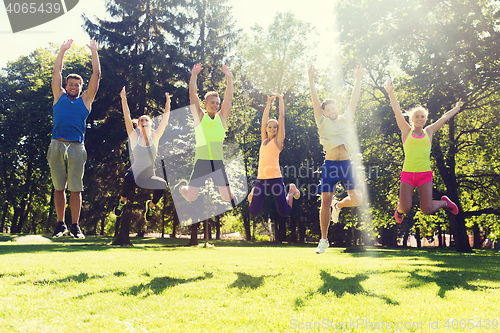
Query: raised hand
385 78 394 94
267 94 277 103
222 65 232 78
165 92 171 112
60 39 73 52
120 86 126 99
308 65 317 80
192 63 203 75
455 98 462 110
353 64 363 79
86 39 98 52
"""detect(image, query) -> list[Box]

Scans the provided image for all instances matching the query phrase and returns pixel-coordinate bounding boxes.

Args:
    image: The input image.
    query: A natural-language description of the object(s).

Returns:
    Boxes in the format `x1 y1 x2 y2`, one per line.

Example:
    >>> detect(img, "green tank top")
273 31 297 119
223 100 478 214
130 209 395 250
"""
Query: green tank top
194 114 225 161
402 129 431 172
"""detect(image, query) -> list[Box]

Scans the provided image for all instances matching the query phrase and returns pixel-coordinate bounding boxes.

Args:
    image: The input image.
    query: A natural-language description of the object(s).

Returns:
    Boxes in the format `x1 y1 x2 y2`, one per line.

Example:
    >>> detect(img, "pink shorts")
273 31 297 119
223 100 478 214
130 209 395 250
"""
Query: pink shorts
400 171 433 188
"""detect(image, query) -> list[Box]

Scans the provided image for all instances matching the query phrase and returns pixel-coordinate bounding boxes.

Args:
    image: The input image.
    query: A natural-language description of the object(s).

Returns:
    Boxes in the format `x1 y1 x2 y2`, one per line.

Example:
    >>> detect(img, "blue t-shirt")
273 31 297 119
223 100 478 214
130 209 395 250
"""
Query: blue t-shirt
52 94 89 143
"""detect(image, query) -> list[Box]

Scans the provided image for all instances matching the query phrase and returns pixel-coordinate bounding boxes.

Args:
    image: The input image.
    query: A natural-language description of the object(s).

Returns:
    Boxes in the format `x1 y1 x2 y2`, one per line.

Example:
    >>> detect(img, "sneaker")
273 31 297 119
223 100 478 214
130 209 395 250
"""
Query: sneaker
114 200 126 216
52 221 68 238
331 200 341 223
441 196 459 215
316 239 329 254
145 200 154 222
69 224 85 239
394 205 404 223
290 183 301 200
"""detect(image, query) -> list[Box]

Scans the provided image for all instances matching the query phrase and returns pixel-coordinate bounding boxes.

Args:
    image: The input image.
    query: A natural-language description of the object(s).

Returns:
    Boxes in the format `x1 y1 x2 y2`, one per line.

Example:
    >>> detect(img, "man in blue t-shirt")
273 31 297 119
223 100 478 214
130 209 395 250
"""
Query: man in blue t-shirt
49 39 100 239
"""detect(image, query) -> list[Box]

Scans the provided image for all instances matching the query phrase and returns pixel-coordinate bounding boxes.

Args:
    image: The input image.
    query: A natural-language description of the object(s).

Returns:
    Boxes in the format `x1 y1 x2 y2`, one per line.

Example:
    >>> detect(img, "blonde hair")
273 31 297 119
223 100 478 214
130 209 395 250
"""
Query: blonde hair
404 106 428 127
204 91 219 101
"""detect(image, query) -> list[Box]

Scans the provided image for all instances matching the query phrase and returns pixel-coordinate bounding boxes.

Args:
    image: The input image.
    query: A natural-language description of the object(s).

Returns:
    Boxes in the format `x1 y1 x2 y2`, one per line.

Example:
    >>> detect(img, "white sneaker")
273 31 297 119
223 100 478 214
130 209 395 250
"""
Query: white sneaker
316 239 329 254
331 200 341 223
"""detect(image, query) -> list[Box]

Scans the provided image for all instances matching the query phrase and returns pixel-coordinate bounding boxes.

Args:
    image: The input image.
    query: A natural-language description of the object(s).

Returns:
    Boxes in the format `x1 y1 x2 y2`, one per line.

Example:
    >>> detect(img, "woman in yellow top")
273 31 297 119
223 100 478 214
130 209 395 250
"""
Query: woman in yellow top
386 79 461 223
248 92 300 217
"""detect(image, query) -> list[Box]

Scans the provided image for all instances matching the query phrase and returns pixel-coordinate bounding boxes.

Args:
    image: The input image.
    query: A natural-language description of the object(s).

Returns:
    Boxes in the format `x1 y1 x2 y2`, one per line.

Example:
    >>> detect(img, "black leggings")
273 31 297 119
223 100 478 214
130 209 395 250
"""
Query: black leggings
120 168 166 204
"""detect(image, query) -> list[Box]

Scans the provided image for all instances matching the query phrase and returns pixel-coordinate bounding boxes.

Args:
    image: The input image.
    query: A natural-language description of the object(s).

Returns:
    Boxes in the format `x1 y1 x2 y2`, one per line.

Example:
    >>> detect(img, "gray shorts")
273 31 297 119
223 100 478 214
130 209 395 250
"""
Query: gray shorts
47 139 87 192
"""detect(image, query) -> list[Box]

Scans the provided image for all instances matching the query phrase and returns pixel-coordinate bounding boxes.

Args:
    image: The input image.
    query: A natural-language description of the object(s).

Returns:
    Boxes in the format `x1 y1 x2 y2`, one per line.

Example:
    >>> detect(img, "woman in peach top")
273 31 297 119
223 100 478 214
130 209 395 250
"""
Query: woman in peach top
248 92 300 216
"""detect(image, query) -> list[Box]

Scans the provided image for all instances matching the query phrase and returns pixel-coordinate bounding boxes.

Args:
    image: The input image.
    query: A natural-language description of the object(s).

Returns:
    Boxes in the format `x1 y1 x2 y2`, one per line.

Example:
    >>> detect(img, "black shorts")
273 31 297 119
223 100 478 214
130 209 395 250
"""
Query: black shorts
189 159 230 187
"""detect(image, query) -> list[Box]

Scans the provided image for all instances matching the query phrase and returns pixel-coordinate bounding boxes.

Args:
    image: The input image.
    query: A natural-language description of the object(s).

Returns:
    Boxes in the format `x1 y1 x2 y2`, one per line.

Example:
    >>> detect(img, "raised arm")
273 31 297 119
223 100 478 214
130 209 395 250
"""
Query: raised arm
261 94 277 141
52 40 72 105
276 93 285 151
385 79 411 137
346 64 363 115
152 92 171 146
426 99 462 135
220 65 234 123
120 87 137 141
189 63 204 125
82 39 101 111
308 65 322 118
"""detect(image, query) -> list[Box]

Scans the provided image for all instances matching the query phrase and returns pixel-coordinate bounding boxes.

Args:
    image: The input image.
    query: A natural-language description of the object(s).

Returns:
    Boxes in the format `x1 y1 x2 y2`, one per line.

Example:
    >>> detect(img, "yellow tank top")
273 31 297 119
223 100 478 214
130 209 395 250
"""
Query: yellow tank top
194 114 225 161
257 139 282 179
402 129 431 172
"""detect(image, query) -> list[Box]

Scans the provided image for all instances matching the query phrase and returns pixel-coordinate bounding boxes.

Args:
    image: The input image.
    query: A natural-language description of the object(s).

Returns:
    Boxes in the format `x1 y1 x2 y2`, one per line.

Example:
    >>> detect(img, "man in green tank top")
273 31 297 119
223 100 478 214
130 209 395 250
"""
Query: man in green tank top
178 63 237 207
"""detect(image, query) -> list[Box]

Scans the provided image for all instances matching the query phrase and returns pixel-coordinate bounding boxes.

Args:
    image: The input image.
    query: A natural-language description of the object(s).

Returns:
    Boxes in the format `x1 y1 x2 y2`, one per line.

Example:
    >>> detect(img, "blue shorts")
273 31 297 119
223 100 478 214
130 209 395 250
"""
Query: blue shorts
318 160 359 193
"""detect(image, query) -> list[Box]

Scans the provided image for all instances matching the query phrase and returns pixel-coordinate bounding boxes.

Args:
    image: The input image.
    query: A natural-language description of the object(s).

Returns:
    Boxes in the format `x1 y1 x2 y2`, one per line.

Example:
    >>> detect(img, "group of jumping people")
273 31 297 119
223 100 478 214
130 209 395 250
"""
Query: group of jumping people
49 40 460 254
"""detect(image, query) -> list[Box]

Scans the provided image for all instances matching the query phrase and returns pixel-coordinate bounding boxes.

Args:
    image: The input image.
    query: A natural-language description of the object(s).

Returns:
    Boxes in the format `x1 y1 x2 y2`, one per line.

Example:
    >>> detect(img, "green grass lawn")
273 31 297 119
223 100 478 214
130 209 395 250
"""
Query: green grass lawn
1 234 499 332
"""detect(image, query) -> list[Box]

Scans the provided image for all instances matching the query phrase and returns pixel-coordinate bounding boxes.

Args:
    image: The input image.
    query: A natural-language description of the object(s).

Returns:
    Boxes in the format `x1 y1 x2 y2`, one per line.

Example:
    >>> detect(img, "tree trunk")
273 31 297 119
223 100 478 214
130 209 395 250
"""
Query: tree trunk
188 222 200 246
242 201 251 241
1 201 8 233
215 215 221 240
112 212 133 246
171 209 179 238
415 226 421 248
380 225 398 247
204 219 211 240
448 213 472 252
433 122 472 253
473 222 481 249
46 188 55 233
100 215 106 236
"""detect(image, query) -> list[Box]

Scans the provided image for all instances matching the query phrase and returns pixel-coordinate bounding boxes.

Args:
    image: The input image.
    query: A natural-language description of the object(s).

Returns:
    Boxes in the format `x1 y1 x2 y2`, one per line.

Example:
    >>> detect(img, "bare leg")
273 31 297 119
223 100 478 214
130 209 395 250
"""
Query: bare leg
417 182 446 215
398 182 416 214
180 185 201 202
320 192 335 239
54 189 66 222
286 186 294 208
337 189 362 209
248 188 254 204
69 191 82 224
218 185 234 201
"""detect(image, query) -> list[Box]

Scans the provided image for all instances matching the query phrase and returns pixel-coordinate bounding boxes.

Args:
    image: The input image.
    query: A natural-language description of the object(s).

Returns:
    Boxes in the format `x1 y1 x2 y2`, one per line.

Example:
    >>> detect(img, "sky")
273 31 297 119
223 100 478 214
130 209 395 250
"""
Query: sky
0 0 337 70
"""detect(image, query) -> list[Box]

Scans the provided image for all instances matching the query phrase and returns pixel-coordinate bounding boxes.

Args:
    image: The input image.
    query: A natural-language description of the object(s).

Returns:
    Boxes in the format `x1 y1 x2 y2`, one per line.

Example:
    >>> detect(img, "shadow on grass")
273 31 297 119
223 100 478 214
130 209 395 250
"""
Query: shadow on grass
123 272 213 297
295 270 399 308
228 272 280 290
406 268 496 298
347 247 500 298
14 271 121 286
